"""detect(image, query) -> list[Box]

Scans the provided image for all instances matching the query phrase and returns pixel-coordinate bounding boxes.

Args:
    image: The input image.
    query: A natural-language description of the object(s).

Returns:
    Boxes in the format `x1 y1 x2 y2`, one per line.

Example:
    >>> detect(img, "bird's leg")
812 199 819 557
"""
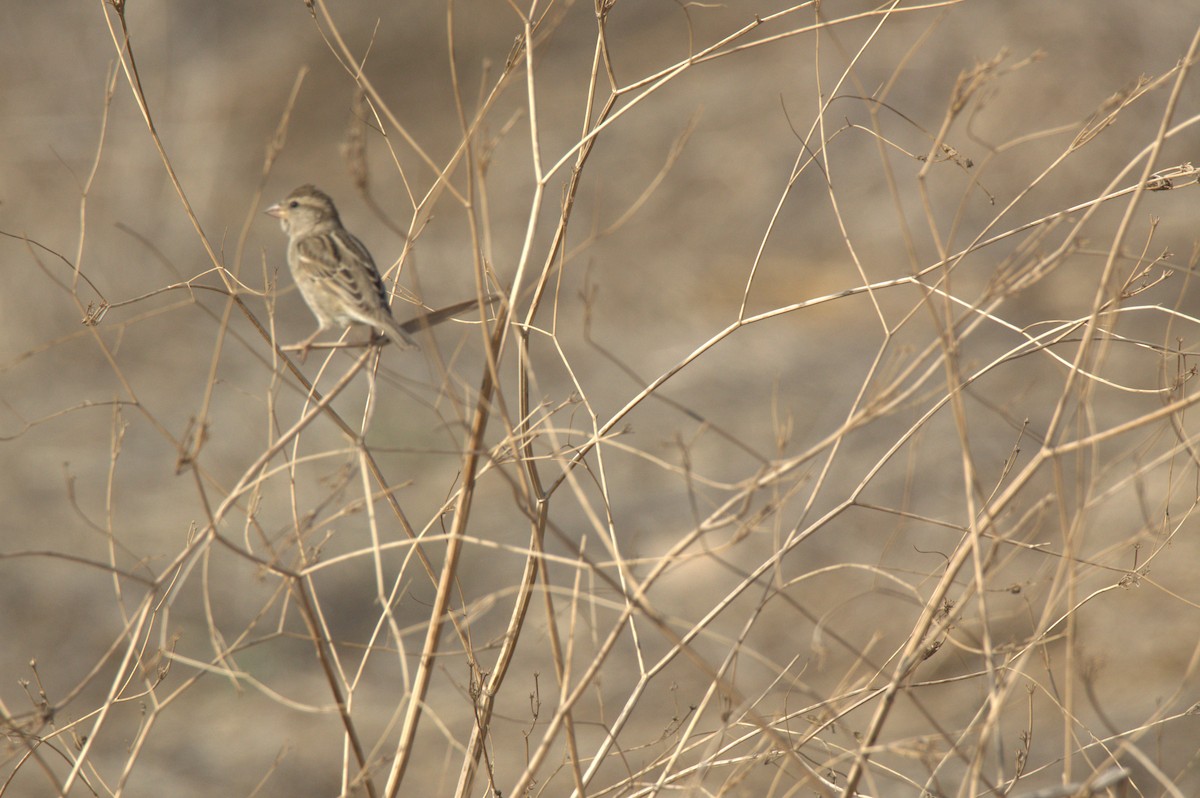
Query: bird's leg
283 326 326 362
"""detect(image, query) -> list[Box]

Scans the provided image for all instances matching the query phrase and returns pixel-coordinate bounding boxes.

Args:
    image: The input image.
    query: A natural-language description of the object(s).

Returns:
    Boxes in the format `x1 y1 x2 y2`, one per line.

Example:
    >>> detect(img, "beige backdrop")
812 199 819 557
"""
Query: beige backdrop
2 2 1200 797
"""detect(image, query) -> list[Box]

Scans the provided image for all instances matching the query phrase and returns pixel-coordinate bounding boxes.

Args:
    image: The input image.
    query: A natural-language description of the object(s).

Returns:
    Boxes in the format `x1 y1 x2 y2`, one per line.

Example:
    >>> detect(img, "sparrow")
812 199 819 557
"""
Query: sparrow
266 184 416 355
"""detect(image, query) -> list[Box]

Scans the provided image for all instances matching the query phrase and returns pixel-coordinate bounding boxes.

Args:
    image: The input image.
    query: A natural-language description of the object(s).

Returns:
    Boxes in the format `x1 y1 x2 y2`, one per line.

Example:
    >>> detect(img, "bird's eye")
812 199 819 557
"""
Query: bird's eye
288 200 300 208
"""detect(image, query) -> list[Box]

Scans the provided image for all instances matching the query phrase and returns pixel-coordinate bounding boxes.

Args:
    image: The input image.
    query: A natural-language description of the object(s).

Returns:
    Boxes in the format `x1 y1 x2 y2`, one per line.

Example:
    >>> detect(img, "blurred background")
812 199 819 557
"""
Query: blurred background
2 1 1200 796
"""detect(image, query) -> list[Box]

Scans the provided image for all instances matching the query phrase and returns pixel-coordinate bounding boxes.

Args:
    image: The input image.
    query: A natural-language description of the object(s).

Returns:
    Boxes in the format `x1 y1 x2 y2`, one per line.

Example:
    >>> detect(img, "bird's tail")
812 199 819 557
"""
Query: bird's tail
381 316 418 349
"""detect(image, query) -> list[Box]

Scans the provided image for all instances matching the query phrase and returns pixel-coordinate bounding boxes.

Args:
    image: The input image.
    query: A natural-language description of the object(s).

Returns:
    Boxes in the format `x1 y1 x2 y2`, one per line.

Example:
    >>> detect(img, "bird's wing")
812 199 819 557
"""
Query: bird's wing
293 231 394 319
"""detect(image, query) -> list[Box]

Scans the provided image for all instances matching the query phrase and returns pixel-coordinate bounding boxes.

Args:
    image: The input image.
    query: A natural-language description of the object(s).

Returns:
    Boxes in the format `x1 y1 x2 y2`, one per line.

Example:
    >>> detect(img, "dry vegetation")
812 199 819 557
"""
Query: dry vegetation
3 1 1200 796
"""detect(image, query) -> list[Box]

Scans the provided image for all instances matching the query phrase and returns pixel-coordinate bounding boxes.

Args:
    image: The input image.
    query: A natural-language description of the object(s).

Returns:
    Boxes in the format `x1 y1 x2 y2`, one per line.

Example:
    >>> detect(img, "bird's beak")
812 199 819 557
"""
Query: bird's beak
265 203 285 219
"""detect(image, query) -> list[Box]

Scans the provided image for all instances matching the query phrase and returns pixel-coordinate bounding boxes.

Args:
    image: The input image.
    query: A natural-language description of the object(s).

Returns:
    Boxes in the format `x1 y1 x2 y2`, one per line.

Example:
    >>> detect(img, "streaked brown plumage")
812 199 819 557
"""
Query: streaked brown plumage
266 184 415 355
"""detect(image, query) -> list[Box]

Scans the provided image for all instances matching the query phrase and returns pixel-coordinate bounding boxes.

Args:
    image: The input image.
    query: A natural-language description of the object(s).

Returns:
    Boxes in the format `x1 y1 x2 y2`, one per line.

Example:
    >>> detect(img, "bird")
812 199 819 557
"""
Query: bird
266 184 416 357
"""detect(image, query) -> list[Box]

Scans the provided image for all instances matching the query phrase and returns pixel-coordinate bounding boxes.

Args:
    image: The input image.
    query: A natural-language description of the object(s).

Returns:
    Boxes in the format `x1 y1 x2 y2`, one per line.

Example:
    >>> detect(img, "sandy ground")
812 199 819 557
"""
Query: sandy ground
2 2 1200 796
